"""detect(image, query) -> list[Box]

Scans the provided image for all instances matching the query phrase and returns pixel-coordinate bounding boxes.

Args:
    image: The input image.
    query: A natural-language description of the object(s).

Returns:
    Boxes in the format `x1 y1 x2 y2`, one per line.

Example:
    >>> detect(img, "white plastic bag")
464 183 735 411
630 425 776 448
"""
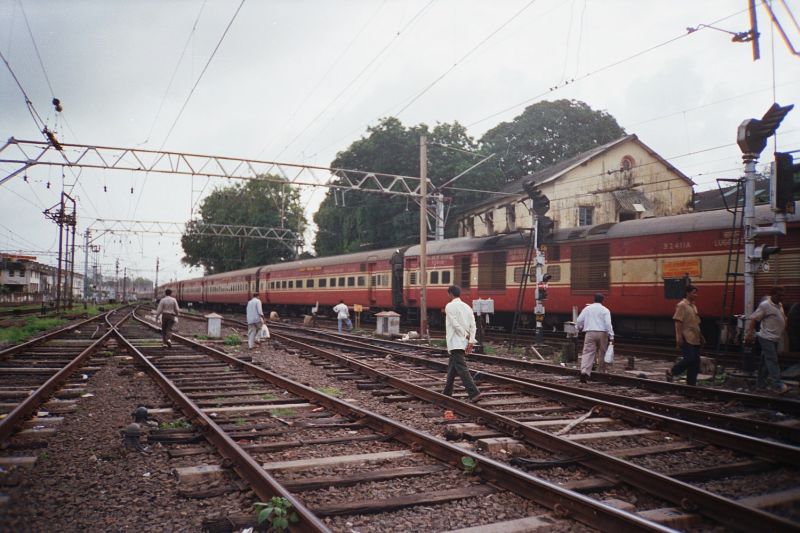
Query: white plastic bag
258 324 270 340
604 344 614 364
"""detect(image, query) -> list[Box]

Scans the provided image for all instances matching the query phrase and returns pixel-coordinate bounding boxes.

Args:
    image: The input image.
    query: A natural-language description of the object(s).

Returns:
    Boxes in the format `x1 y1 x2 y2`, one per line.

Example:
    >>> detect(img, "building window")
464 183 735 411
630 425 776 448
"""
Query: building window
506 205 516 232
578 206 594 226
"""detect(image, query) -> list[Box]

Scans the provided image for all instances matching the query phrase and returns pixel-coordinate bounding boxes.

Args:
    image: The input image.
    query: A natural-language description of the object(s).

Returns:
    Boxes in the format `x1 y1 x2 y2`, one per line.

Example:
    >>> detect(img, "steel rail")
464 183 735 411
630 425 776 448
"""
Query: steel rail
113 318 332 533
127 312 672 533
0 310 117 442
271 330 800 532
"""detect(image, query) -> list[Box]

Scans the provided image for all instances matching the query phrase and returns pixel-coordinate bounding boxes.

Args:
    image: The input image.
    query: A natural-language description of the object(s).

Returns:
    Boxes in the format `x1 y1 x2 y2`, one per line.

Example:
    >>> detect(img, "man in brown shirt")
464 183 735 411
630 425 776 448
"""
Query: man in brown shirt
155 289 180 348
666 284 703 385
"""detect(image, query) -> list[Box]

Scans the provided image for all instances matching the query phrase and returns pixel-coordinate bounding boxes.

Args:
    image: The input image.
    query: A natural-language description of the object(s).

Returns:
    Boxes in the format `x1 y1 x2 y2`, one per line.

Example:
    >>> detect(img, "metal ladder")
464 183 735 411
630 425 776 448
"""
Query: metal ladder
510 228 537 344
717 178 746 349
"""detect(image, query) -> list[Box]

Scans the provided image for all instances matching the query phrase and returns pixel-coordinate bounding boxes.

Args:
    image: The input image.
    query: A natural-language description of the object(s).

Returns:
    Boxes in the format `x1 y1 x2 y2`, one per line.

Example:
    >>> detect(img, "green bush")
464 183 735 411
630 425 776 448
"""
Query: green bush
224 334 242 346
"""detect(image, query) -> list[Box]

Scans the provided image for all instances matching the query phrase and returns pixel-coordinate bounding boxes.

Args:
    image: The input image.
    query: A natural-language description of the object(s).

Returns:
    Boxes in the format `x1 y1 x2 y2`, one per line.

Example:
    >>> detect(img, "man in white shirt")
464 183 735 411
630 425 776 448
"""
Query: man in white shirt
155 289 180 348
246 294 266 350
575 293 614 382
745 286 788 394
442 285 484 403
333 300 352 333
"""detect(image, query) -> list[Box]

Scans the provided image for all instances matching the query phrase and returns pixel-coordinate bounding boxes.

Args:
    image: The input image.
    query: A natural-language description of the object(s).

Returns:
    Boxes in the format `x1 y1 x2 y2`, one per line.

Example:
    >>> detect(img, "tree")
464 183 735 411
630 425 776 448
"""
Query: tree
479 99 626 182
313 117 481 255
181 177 306 273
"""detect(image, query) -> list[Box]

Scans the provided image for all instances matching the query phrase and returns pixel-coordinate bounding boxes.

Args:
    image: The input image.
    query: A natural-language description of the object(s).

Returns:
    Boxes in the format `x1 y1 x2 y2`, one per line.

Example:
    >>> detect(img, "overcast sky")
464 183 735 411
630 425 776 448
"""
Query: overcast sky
1 0 799 284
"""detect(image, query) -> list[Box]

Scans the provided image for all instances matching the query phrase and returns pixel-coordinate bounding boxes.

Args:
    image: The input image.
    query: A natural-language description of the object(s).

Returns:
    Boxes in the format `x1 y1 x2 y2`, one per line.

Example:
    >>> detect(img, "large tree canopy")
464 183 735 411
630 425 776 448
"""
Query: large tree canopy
479 99 626 181
181 177 306 274
313 117 483 256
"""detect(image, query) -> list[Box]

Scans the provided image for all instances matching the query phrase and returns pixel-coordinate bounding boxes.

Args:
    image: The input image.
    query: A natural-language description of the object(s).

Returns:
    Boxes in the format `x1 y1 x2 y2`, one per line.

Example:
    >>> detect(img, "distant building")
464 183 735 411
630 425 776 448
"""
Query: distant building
456 134 694 237
693 176 769 212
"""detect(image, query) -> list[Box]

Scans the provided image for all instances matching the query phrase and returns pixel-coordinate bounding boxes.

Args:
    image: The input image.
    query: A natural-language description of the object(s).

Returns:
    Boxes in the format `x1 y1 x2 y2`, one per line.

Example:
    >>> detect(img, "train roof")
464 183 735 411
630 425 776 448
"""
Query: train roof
405 205 798 256
262 246 401 272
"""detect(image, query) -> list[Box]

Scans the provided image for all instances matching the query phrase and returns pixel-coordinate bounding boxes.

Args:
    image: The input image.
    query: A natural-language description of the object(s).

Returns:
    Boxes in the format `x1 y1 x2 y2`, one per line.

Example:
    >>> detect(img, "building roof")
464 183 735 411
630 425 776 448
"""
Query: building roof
693 176 769 212
461 134 693 215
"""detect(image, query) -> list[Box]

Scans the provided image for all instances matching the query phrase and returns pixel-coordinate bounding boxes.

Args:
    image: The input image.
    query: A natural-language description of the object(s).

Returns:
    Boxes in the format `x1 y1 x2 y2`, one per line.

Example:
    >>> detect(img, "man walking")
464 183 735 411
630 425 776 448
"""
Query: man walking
333 300 352 333
745 286 788 394
576 293 614 382
155 289 180 348
442 285 484 403
667 285 703 385
246 293 266 350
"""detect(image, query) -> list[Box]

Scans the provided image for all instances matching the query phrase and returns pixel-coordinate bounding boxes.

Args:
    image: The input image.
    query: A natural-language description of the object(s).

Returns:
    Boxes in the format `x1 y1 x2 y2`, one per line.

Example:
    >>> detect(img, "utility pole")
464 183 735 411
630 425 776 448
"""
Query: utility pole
83 229 90 300
122 267 127 302
419 135 428 339
154 257 159 300
115 259 120 301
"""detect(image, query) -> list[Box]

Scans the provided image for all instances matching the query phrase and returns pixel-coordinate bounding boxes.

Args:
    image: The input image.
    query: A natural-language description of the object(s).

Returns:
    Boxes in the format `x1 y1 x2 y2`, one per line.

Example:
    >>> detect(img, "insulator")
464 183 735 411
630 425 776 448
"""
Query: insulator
46 182 50 189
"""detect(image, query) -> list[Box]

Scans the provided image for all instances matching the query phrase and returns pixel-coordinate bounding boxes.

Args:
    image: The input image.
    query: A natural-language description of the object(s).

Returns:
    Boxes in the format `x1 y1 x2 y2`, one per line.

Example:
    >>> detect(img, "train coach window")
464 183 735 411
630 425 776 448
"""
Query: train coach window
319 278 327 288
347 276 355 287
328 278 335 287
281 280 287 289
289 281 294 289
306 279 314 288
295 279 302 288
442 271 451 284
371 275 376 286
339 277 346 286
357 276 365 287
513 267 534 283
430 271 439 284
548 245 561 261
409 272 417 285
546 265 561 282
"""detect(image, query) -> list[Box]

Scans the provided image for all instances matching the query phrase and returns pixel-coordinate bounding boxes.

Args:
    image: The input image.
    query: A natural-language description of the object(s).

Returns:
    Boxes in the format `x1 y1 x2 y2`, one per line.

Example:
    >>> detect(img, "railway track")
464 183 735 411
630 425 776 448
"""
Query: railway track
177 311 800 530
111 310 670 532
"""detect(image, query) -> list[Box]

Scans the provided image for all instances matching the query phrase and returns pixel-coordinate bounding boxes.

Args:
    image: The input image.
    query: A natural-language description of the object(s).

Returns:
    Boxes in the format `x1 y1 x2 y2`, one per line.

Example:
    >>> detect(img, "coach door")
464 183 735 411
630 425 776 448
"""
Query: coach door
366 262 376 304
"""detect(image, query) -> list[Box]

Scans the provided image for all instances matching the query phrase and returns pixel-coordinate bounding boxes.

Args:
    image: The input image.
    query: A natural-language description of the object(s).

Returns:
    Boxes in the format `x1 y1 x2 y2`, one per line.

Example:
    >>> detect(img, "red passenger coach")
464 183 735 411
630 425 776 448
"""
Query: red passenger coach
262 248 403 314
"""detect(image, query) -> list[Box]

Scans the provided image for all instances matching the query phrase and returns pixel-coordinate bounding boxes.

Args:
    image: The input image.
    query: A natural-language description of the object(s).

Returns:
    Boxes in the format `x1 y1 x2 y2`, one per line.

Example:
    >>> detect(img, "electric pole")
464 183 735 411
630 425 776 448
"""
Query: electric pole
122 267 127 302
115 259 120 301
419 136 428 339
154 257 159 300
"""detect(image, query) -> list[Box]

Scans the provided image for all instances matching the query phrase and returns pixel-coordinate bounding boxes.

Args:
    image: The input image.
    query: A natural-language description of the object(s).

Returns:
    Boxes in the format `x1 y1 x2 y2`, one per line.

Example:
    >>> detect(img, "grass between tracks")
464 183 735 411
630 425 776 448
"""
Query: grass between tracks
0 303 121 344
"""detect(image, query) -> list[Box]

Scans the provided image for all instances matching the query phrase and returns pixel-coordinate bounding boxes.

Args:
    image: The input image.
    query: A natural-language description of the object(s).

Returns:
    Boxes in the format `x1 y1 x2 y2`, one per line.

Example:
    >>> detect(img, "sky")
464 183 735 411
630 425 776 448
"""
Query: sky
1 0 799 284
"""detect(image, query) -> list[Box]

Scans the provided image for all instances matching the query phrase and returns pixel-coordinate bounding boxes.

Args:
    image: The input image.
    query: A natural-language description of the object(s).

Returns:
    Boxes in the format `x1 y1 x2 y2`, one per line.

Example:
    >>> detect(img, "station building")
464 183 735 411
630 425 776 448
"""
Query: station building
456 134 695 237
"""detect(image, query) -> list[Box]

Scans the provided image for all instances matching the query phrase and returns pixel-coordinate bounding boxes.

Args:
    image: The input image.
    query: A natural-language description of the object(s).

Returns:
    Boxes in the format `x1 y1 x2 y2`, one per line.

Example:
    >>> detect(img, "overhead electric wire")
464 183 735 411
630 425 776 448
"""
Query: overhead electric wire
17 0 55 96
257 0 388 160
140 0 208 147
276 0 436 162
392 0 538 118
0 48 47 133
131 0 245 220
466 5 754 127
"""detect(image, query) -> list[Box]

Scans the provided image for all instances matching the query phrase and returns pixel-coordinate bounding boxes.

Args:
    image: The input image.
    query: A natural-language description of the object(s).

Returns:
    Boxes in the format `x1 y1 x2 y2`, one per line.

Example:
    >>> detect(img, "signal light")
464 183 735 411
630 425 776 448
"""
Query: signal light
537 216 554 242
537 287 548 301
774 152 799 214
541 273 553 283
752 245 781 261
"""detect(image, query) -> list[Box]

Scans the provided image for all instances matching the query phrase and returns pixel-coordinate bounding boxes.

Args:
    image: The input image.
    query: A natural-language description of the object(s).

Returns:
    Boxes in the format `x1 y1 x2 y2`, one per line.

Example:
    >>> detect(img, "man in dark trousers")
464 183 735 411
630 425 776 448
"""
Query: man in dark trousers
666 285 703 385
745 286 788 394
442 285 484 403
155 289 180 348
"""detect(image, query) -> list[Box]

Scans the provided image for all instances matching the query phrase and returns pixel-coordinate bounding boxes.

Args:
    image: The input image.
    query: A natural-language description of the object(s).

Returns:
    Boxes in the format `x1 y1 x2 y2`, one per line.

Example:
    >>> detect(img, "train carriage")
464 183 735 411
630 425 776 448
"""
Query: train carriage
159 205 797 342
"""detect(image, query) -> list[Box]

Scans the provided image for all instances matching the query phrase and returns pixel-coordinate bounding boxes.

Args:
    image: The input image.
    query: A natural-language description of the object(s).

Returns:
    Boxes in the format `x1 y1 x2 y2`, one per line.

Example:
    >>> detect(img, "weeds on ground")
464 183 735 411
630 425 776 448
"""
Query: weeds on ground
224 334 242 346
481 343 496 355
430 339 447 348
159 419 192 430
38 451 49 461
461 456 478 474
270 408 295 417
235 418 248 426
260 393 277 400
699 370 728 386
0 317 68 344
315 386 342 397
194 334 209 340
254 497 298 532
